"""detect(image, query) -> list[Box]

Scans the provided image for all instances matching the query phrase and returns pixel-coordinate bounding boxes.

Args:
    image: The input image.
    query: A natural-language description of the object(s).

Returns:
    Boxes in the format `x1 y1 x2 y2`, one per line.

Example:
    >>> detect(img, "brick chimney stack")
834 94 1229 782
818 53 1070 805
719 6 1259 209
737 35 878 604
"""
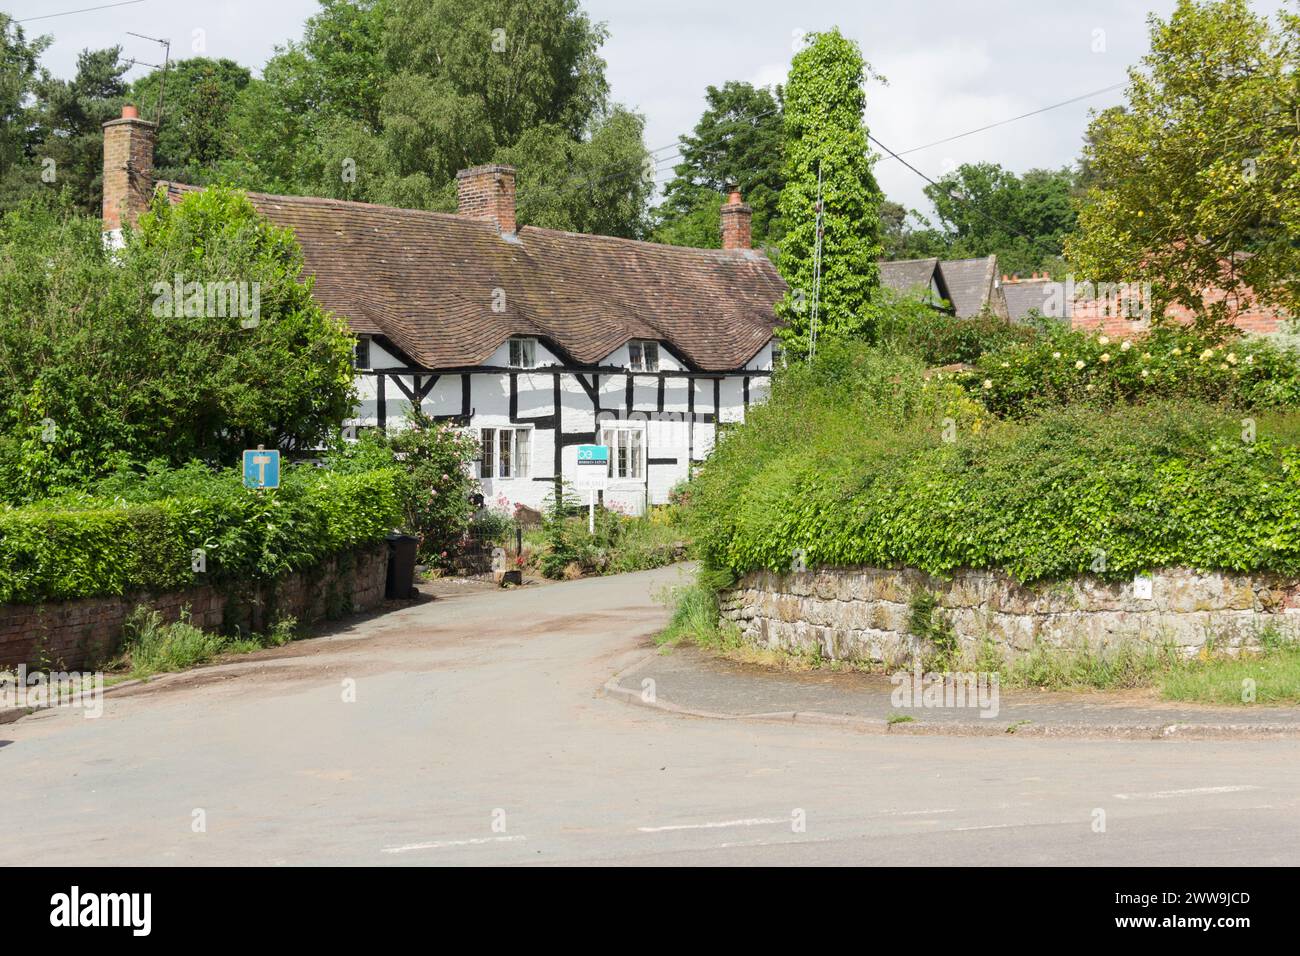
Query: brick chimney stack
720 188 752 250
456 164 517 235
102 104 157 236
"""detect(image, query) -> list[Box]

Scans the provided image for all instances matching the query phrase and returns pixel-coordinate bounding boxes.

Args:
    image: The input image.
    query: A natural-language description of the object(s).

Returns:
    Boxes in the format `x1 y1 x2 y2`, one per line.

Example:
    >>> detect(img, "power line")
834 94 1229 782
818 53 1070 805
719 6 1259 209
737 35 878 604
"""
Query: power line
890 82 1127 157
868 131 1044 247
15 0 146 23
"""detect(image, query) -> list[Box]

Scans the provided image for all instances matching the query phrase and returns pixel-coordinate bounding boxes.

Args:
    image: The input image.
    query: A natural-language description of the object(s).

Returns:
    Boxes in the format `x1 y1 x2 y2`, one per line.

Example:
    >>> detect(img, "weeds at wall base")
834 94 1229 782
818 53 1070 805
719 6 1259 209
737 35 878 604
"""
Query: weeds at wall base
657 582 1300 704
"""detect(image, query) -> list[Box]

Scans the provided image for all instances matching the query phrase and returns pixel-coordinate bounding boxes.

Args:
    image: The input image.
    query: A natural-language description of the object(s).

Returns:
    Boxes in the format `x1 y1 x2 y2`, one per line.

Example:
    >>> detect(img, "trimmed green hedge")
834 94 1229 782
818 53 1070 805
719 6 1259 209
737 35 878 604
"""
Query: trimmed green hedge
689 341 1300 584
0 465 407 605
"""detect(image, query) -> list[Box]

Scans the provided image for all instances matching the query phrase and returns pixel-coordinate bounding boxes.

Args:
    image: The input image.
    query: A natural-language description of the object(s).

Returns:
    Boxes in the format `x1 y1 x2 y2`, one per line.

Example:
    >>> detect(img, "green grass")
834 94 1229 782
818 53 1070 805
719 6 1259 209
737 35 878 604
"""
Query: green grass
655 582 734 649
119 605 299 679
1159 643 1300 705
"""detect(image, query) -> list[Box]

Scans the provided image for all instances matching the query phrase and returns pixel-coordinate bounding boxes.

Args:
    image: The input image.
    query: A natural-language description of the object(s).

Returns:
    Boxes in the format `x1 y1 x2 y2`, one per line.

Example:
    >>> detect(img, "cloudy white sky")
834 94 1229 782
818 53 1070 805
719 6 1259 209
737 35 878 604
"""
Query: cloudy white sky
8 0 1290 214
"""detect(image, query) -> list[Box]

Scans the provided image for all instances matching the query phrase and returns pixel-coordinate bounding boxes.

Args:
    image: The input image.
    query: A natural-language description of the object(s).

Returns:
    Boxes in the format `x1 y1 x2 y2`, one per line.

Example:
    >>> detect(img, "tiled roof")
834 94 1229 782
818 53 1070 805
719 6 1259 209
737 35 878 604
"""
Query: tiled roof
159 183 785 372
879 255 1001 318
879 257 939 294
1002 278 1060 323
936 255 999 318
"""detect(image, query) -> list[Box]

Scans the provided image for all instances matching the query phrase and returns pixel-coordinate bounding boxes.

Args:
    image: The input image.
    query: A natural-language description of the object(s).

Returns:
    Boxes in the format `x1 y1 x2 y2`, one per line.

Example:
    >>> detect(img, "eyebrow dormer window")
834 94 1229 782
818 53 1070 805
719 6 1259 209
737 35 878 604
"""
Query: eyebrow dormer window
628 340 659 372
508 336 537 369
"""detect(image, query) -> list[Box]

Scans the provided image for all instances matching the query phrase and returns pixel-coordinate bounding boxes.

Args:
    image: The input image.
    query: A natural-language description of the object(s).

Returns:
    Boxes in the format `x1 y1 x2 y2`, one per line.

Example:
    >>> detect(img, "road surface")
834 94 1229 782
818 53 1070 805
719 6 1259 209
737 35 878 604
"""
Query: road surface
3 565 1298 865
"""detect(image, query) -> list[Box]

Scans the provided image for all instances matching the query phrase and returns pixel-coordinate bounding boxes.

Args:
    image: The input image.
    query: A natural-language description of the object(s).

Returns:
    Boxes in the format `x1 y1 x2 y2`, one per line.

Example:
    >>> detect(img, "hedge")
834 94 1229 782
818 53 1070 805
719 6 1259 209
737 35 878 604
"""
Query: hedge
0 465 408 605
967 323 1300 415
689 341 1300 584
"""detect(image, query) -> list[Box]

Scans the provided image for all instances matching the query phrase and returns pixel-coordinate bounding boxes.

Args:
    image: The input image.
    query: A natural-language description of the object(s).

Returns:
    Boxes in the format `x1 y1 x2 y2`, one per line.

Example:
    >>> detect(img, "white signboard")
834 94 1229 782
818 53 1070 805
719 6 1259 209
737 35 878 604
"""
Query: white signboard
573 444 609 491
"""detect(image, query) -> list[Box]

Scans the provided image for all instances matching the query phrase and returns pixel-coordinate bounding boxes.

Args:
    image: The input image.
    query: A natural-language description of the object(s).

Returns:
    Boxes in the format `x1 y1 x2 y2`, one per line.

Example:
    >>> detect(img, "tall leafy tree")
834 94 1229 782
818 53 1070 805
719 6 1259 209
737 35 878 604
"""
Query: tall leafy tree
775 28 884 354
131 57 251 184
0 15 52 213
653 81 785 249
923 162 1078 276
225 0 651 235
0 191 356 500
1068 0 1300 324
880 200 948 261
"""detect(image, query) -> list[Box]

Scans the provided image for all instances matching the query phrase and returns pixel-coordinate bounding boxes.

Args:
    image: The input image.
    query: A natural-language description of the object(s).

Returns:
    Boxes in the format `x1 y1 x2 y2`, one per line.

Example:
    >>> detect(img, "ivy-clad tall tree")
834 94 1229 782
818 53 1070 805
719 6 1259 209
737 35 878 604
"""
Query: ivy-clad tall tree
1068 0 1300 324
775 29 884 355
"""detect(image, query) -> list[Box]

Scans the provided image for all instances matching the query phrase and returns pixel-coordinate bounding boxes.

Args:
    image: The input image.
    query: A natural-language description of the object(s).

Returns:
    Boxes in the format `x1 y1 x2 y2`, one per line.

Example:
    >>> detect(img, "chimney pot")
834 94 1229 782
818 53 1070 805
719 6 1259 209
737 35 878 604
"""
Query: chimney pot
456 164 517 235
720 188 752 251
121 103 139 119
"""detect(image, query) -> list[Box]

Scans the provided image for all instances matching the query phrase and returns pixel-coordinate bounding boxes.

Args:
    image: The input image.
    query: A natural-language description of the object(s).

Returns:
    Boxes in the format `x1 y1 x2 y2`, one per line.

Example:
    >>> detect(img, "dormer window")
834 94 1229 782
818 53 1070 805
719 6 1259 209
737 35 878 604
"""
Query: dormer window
628 340 659 372
509 336 537 369
353 336 371 370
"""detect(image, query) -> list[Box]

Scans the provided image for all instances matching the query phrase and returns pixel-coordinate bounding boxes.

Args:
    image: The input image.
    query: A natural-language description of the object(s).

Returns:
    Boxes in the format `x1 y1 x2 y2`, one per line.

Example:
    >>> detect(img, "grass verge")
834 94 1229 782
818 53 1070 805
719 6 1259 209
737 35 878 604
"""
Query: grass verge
118 605 299 679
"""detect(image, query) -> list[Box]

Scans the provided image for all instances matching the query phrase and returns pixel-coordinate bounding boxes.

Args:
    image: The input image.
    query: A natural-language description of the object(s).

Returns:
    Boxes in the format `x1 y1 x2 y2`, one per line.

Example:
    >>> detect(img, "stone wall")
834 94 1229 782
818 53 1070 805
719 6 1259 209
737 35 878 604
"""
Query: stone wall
0 543 389 671
720 566 1300 664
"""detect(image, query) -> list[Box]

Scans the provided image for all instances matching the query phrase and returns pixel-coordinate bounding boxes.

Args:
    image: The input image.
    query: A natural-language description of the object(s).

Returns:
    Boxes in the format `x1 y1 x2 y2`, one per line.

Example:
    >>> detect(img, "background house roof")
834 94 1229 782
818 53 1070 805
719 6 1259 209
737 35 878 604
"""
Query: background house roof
879 255 1003 318
160 183 786 372
1002 277 1060 323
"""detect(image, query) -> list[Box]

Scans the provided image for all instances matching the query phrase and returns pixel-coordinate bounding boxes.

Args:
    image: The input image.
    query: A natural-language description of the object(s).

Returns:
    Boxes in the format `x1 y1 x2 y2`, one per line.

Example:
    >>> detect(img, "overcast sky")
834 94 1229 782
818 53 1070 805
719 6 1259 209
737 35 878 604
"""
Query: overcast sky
8 0 1289 214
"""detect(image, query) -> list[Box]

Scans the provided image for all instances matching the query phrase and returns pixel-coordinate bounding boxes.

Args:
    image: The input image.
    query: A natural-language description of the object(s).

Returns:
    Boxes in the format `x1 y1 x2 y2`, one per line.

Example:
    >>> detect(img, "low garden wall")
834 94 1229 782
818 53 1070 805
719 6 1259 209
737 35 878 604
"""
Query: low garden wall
0 543 388 671
720 566 1300 664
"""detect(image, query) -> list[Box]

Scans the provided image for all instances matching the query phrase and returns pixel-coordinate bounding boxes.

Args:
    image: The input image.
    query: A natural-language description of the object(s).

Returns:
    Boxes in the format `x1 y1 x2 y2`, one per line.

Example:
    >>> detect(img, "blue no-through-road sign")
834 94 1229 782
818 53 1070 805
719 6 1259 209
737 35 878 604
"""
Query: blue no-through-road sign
242 447 281 489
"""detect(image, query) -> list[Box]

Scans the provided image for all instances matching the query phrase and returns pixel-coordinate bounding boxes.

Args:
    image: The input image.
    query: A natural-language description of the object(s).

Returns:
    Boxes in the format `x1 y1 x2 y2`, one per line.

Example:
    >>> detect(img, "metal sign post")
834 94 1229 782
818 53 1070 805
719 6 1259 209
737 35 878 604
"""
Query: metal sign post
574 444 610 535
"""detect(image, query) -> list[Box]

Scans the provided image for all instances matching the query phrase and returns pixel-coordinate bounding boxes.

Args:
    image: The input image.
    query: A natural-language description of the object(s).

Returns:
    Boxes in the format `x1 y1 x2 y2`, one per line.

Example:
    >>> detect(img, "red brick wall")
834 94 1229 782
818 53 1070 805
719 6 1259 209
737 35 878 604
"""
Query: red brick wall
0 543 389 671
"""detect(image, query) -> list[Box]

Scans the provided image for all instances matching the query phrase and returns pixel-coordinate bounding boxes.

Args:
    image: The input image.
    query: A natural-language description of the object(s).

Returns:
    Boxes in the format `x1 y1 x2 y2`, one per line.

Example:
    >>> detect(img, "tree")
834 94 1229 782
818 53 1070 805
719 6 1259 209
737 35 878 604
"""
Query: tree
1068 0 1300 324
0 191 356 501
224 0 652 236
880 200 948 261
0 16 52 213
923 162 1077 277
131 57 251 184
653 81 785 249
775 29 885 354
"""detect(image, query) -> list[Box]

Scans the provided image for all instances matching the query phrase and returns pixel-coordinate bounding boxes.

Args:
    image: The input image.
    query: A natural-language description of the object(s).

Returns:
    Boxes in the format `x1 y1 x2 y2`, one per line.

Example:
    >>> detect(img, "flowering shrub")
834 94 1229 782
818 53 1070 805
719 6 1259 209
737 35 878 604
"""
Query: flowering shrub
968 324 1300 415
330 413 480 567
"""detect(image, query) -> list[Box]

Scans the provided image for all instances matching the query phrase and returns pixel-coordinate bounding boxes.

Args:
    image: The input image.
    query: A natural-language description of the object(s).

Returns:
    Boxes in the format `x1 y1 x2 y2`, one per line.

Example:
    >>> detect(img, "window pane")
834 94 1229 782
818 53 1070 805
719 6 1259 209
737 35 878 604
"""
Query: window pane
353 337 370 369
509 339 520 366
514 429 530 477
629 341 642 370
498 429 512 477
480 429 495 478
630 430 643 478
644 342 659 372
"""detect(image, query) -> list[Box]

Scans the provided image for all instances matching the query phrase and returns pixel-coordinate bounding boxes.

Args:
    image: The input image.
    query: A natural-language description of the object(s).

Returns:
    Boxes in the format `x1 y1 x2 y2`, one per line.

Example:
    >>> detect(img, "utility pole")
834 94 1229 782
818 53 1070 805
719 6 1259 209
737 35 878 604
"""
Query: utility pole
809 161 825 361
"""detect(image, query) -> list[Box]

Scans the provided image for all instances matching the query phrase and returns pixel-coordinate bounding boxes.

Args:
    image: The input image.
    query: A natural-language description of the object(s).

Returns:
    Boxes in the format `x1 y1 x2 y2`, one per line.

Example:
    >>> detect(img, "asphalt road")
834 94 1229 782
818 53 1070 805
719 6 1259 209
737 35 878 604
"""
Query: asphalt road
2 564 1298 866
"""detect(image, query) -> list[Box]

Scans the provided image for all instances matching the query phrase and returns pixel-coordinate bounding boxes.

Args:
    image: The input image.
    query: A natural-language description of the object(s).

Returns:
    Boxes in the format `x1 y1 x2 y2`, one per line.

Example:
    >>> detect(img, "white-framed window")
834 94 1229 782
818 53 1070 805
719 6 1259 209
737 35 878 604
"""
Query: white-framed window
601 427 644 479
628 340 659 372
479 426 531 478
508 336 538 369
353 336 372 370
